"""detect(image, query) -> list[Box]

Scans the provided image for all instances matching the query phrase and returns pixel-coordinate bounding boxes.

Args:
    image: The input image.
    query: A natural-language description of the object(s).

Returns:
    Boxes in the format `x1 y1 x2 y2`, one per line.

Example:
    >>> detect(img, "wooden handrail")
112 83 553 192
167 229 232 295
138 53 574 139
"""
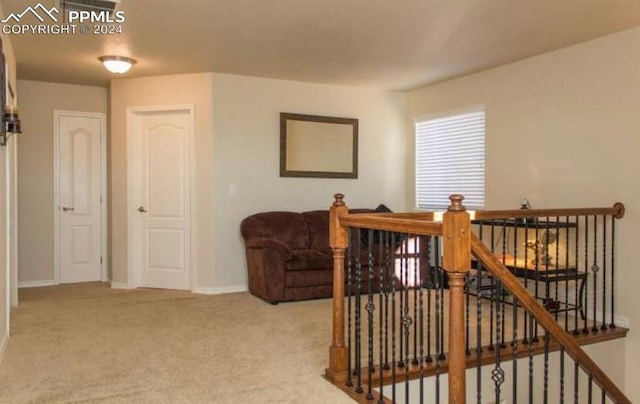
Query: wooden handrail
339 214 443 235
338 202 625 226
473 202 625 220
471 234 631 403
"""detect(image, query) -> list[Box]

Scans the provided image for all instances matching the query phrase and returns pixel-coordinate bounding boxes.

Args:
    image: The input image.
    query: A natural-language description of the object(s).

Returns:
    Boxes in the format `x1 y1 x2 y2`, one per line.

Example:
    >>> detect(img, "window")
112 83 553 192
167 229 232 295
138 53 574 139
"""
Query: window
415 108 485 210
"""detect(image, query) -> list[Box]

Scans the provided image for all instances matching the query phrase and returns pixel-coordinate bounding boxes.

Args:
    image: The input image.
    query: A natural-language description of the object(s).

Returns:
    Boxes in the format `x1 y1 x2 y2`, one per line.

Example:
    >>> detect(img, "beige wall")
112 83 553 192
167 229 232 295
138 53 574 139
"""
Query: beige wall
211 73 409 289
110 73 408 291
408 26 640 400
16 80 108 285
109 73 215 289
0 1 17 360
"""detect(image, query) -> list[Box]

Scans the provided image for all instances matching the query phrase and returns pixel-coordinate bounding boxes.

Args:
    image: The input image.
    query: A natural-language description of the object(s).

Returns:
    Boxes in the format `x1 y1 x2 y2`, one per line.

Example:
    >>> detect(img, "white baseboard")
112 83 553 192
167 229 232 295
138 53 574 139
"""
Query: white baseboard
110 283 247 294
0 333 8 365
18 280 56 288
110 282 133 289
193 285 248 295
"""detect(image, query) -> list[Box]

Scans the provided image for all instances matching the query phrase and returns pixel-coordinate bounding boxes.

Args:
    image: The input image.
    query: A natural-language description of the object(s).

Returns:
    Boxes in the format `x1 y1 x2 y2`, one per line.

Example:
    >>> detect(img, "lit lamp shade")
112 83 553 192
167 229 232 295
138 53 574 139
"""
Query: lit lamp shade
99 56 136 74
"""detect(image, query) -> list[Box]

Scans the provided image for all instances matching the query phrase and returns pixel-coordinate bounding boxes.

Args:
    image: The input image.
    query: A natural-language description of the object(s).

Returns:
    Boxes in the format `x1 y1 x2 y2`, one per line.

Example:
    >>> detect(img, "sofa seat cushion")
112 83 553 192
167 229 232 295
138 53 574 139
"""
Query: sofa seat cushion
286 250 332 271
286 268 333 288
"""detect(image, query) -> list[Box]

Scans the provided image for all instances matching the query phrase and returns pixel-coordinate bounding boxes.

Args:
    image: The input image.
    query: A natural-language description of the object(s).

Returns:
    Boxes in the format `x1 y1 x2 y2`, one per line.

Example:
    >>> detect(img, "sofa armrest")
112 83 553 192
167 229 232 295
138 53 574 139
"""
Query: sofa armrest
244 237 291 257
243 237 292 304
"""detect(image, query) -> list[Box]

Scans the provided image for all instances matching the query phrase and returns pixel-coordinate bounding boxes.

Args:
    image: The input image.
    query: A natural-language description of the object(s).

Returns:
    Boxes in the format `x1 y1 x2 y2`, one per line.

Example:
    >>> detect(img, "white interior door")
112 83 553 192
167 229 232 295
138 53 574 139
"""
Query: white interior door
132 107 192 290
57 113 103 283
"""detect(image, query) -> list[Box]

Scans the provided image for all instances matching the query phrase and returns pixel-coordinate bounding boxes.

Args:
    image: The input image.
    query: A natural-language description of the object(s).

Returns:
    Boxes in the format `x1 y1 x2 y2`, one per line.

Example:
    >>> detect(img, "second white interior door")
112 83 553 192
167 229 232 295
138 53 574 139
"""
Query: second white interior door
57 112 104 283
132 107 193 290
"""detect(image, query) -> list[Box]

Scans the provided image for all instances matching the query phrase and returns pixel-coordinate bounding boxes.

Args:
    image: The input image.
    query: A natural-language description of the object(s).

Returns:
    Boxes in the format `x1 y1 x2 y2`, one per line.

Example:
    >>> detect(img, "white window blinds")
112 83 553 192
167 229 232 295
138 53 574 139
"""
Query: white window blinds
415 109 485 210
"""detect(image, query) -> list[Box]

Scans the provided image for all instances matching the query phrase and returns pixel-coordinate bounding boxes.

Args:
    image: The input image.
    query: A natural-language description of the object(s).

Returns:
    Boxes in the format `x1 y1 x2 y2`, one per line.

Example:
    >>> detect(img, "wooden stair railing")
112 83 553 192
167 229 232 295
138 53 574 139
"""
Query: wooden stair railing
326 193 445 384
326 193 629 403
471 234 630 403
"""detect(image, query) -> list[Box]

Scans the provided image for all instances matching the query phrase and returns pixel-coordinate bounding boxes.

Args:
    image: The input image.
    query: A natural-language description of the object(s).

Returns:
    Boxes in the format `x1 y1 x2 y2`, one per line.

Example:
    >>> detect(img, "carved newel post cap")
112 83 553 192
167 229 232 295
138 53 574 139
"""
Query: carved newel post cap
447 194 466 212
333 193 345 207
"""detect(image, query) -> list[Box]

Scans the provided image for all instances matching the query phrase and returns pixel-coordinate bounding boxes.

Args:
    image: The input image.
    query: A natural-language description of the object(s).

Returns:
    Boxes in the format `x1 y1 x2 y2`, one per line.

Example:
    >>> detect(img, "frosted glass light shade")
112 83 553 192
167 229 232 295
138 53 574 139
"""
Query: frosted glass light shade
99 56 136 74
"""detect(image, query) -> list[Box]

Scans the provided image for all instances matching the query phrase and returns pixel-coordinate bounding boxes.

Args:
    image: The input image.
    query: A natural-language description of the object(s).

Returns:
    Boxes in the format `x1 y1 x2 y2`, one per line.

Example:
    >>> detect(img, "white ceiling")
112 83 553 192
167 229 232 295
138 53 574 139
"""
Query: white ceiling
3 0 640 90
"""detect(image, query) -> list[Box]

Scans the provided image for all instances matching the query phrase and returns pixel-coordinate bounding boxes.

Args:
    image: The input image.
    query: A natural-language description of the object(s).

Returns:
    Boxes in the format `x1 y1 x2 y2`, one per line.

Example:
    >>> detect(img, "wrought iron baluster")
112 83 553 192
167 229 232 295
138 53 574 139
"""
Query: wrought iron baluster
560 347 565 404
383 231 390 371
554 217 560 322
412 236 419 366
354 229 363 393
523 220 530 344
533 222 540 343
601 216 608 331
574 361 580 404
489 221 495 351
390 232 397 403
500 223 507 349
583 216 590 334
564 217 571 332
543 334 549 404
465 271 471 356
402 235 411 403
610 218 616 329
398 236 406 369
476 224 483 404
418 236 425 404
512 293 519 404
541 216 551 325
435 250 441 404
366 230 375 400
492 281 505 404
591 216 599 333
426 236 433 364
346 229 353 387
512 213 519 404
528 309 535 404
377 230 386 403
437 240 445 361
573 216 580 335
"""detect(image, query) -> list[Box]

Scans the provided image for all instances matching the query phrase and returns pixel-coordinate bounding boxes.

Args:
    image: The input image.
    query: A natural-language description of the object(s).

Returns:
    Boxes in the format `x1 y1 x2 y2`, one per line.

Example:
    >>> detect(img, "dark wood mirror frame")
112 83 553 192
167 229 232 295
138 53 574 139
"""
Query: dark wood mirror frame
280 112 358 179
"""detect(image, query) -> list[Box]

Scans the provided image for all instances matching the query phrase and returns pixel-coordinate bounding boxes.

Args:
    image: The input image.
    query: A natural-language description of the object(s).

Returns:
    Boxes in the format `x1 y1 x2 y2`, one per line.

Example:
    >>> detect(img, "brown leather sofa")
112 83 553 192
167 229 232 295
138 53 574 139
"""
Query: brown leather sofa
240 208 388 304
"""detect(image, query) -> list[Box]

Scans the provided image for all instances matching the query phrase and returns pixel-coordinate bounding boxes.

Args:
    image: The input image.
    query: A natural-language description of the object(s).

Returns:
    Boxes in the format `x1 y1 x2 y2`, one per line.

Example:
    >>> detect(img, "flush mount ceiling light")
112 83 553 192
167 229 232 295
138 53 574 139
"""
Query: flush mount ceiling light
99 55 136 74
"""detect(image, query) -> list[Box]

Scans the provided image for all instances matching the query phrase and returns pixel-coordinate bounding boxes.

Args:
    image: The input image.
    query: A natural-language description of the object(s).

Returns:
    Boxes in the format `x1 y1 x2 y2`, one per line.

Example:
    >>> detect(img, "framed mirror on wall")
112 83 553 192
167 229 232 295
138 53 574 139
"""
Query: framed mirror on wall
280 112 358 179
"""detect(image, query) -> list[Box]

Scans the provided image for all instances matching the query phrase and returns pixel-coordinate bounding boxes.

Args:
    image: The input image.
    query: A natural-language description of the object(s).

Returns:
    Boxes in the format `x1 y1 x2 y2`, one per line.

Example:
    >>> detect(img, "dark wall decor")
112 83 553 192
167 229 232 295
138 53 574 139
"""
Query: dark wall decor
0 37 21 147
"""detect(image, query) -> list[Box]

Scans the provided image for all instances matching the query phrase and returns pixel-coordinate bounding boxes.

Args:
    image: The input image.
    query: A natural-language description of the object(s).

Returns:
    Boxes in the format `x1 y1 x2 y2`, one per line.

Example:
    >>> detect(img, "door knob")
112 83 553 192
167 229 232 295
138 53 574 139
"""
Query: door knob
61 206 75 212
138 206 148 213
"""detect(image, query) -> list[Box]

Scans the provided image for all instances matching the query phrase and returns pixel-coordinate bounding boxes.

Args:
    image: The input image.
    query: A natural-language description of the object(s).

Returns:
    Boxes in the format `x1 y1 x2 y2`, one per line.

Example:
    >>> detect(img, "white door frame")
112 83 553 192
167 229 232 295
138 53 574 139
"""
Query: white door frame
126 105 196 290
8 133 17 307
4 134 17 335
53 110 108 284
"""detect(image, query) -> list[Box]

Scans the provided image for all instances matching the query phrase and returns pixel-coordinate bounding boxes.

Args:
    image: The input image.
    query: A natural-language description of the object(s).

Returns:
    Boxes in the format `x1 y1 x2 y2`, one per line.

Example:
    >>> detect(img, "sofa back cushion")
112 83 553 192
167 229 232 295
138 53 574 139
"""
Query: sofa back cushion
240 211 309 250
302 210 331 255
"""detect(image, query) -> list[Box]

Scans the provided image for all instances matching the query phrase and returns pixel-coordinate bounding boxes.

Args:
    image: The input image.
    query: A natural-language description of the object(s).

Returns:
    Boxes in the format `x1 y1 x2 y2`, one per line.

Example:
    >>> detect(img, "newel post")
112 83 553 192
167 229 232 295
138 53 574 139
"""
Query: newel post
326 193 349 382
442 194 472 404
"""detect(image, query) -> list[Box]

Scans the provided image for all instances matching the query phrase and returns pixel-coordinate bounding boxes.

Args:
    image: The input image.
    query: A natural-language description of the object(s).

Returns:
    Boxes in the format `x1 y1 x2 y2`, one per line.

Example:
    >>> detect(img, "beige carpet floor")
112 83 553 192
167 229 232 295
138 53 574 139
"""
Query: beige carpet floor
0 283 354 403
